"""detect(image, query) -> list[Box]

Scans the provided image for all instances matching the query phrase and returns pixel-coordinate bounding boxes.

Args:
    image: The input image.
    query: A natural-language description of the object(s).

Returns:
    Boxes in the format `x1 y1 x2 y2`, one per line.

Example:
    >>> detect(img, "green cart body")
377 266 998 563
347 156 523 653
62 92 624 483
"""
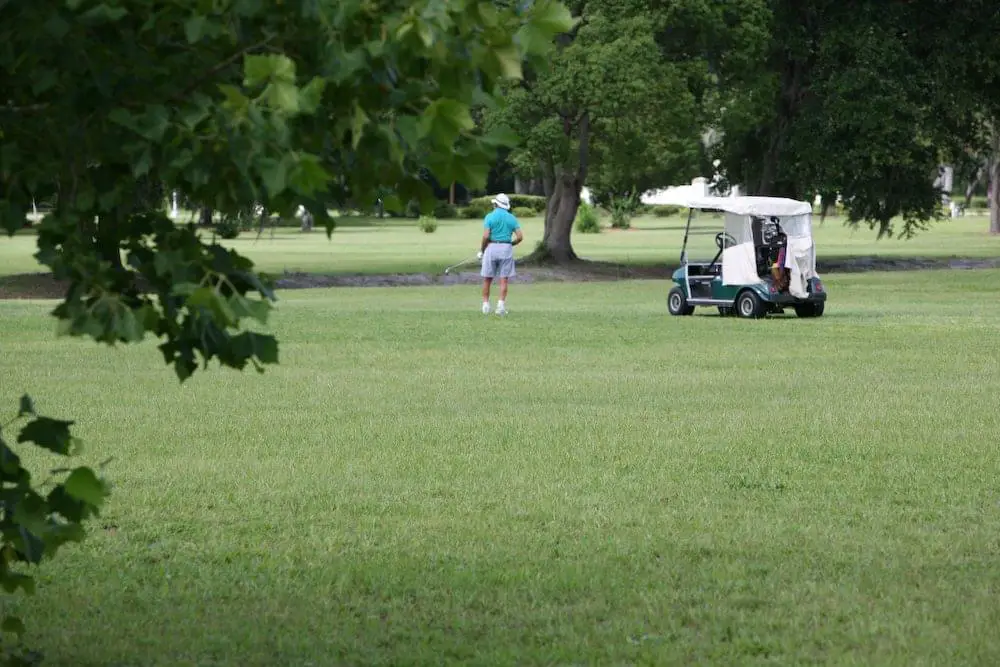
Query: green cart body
664 195 828 319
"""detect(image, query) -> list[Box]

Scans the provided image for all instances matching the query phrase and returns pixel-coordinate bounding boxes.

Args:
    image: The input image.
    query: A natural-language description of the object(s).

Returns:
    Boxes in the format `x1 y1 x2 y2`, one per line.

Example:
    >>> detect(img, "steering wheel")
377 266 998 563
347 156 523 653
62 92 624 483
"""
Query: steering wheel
715 232 736 250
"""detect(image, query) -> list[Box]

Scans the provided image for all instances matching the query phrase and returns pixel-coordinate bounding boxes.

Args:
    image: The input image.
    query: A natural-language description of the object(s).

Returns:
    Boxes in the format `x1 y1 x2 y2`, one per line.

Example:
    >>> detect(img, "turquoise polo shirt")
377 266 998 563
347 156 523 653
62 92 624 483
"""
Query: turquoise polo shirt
484 208 521 243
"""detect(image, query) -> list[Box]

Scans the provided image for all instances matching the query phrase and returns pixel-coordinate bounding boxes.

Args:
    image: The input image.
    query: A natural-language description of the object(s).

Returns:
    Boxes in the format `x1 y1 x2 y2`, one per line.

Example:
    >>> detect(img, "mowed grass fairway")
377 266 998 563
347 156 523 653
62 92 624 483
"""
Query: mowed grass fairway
3 212 1000 277
2 269 1000 665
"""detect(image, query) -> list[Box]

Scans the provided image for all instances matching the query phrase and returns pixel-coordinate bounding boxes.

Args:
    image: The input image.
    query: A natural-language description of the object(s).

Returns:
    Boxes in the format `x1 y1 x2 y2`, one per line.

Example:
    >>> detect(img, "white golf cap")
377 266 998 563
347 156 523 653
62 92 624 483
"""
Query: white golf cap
492 193 511 210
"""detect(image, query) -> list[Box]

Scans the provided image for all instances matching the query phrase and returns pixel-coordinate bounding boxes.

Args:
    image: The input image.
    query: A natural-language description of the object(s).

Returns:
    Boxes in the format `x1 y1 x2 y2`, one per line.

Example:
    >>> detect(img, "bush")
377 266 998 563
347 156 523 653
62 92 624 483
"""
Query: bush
468 194 547 213
609 192 639 229
433 201 457 219
214 217 242 239
512 206 535 218
418 215 438 233
652 205 682 217
458 206 482 219
464 201 490 218
575 202 600 233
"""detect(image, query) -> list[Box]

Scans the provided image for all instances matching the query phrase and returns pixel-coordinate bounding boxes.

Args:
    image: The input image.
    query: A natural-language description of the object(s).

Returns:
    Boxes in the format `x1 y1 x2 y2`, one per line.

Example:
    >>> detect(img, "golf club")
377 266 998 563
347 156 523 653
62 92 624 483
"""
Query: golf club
443 255 478 274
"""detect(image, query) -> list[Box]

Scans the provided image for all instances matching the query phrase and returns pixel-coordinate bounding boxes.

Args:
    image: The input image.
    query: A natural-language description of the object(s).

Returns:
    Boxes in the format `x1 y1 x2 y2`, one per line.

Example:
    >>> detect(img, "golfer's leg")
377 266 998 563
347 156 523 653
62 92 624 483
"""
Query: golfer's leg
496 252 514 313
480 249 494 313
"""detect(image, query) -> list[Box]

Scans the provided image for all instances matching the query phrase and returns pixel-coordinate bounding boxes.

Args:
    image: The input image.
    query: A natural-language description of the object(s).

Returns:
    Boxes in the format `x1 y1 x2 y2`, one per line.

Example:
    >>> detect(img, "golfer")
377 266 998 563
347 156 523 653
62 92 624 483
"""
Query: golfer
478 193 523 315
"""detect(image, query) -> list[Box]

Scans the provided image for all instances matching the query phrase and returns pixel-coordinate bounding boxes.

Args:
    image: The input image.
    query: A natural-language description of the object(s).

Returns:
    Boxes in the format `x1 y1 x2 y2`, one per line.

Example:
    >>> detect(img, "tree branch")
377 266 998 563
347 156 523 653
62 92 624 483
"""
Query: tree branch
0 103 50 114
576 111 591 183
167 36 276 103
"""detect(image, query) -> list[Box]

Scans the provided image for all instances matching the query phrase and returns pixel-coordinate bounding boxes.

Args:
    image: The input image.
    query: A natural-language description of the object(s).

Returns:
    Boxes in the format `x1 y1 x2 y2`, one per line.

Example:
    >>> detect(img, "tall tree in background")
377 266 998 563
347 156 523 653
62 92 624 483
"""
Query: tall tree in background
488 2 705 262
708 0 999 238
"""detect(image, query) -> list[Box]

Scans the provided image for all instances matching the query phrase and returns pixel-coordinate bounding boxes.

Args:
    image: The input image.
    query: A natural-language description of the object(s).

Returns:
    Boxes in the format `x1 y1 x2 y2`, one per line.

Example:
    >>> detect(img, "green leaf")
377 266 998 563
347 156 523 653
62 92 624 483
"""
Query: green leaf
187 287 236 327
2 616 26 638
184 15 207 43
79 3 128 22
137 105 170 141
232 332 279 365
265 81 300 114
351 103 368 149
64 467 108 507
531 0 576 34
18 395 35 417
32 69 60 95
419 98 475 142
227 294 272 324
17 417 75 455
0 575 35 596
515 23 552 56
298 77 327 114
245 53 296 87
259 157 289 197
480 124 521 147
288 154 332 195
493 44 524 79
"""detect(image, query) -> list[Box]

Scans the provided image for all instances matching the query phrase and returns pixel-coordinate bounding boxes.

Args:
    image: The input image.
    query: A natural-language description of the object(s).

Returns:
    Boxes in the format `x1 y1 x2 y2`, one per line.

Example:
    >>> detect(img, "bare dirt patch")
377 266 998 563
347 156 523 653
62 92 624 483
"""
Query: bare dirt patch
3 256 1000 299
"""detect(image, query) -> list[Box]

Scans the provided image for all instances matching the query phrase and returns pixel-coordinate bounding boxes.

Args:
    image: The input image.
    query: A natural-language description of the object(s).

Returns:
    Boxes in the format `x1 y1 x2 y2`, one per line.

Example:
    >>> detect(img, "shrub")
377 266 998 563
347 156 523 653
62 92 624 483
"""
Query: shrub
575 202 600 233
512 206 535 218
433 201 457 219
652 205 682 217
458 206 481 219
467 194 547 213
609 191 639 229
511 194 547 212
462 201 491 218
214 217 242 239
418 215 438 233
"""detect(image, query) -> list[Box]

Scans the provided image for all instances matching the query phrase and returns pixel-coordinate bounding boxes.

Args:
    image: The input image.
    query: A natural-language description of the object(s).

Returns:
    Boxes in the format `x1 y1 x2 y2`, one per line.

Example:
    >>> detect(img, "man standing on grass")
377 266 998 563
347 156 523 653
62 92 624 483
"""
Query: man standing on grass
478 193 523 315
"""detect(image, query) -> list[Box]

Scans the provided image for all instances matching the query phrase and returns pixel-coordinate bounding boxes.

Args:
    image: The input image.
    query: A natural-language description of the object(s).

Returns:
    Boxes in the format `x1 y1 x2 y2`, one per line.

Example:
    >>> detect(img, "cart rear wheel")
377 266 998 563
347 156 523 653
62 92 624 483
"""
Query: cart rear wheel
736 290 764 319
667 287 694 316
794 302 825 318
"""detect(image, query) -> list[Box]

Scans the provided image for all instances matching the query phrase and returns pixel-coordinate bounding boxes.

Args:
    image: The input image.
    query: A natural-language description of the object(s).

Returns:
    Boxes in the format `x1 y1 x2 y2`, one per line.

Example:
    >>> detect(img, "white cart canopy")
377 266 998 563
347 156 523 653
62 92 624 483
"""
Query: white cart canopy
659 194 813 217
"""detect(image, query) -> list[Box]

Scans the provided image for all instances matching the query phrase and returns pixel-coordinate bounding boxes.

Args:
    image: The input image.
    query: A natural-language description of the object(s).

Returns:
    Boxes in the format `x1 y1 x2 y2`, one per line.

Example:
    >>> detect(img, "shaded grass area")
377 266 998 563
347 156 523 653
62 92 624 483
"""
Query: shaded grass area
2 213 1000 281
1 270 1000 664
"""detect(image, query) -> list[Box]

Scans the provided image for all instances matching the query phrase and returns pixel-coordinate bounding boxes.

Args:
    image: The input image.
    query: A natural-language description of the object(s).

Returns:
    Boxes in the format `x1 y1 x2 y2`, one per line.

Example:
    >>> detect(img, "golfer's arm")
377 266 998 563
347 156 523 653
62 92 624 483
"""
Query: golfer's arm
480 229 491 252
512 228 524 246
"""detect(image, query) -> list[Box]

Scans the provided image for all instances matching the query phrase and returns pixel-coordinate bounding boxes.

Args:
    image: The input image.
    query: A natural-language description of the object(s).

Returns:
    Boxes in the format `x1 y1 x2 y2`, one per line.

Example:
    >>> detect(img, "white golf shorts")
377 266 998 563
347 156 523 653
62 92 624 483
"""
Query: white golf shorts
481 242 515 278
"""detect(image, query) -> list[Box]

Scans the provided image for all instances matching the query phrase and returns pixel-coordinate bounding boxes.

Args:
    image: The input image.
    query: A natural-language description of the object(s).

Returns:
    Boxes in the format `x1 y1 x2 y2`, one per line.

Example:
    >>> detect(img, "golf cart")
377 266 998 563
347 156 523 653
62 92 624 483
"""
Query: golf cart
664 195 827 319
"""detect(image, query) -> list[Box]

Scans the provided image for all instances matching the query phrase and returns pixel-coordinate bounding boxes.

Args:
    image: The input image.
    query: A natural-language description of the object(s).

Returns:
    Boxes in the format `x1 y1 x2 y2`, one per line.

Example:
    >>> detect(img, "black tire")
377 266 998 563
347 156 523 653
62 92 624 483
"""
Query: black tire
735 290 765 319
667 287 694 316
794 302 825 318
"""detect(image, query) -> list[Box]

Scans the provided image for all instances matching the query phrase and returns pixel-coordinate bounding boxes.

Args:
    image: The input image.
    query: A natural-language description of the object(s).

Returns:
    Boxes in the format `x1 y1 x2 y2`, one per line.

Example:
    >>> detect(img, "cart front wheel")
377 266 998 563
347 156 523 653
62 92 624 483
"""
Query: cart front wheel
668 287 694 316
736 290 764 319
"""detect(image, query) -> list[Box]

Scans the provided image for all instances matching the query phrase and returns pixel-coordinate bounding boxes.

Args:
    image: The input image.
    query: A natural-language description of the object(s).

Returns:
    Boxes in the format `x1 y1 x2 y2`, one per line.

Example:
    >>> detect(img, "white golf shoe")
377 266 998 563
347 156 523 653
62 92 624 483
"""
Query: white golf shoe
496 301 507 316
481 301 491 315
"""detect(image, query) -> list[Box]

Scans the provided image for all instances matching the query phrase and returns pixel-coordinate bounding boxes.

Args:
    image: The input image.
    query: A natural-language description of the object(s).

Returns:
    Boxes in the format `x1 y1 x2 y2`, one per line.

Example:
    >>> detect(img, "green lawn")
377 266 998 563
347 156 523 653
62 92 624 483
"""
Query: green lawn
2 212 999 277
2 270 1000 665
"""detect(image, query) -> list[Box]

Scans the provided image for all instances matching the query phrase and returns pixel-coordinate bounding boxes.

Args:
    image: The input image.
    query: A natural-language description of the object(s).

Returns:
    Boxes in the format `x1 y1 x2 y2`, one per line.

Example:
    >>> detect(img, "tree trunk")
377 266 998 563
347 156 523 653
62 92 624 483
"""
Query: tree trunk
449 181 455 205
97 214 125 271
990 150 1000 234
528 112 591 264
534 176 581 263
964 166 981 209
